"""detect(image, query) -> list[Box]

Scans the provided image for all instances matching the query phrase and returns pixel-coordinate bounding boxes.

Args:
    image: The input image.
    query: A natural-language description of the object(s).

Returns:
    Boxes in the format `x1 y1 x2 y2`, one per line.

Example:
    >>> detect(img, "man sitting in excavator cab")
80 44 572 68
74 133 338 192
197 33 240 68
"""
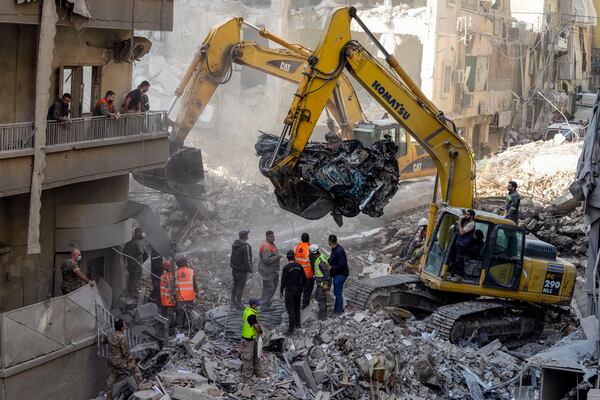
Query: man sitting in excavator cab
448 209 475 282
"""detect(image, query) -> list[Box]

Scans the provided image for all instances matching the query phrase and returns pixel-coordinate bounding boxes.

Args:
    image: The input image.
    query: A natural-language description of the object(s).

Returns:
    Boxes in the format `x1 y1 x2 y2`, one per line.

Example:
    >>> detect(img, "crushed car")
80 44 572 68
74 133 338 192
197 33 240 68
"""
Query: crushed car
255 133 400 225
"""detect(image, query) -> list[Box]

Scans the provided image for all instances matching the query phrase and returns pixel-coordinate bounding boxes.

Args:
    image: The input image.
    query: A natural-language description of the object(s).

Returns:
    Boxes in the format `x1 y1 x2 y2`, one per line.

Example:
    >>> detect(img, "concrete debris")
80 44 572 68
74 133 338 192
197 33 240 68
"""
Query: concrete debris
133 390 162 400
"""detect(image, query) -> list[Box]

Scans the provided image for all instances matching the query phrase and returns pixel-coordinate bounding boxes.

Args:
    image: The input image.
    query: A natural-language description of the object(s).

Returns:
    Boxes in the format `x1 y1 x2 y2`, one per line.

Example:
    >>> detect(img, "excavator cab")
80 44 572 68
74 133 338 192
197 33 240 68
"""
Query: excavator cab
352 120 404 156
422 208 525 289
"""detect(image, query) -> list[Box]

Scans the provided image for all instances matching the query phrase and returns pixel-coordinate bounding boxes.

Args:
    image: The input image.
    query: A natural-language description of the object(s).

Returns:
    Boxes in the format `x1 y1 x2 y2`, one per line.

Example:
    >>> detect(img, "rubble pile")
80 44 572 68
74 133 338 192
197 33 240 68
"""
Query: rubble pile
476 140 581 201
133 309 537 400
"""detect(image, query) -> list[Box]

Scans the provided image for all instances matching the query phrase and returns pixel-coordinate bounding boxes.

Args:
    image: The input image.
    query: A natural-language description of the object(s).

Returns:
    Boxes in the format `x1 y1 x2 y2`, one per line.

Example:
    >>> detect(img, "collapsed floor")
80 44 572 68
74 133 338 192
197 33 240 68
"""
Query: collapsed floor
116 139 592 400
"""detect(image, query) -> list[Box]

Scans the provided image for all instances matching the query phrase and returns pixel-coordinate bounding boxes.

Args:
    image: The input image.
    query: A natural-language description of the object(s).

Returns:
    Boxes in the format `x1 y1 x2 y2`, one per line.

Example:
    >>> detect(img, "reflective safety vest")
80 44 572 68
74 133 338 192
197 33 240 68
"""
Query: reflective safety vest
295 242 313 279
241 306 258 340
160 271 176 307
313 254 329 287
175 267 196 301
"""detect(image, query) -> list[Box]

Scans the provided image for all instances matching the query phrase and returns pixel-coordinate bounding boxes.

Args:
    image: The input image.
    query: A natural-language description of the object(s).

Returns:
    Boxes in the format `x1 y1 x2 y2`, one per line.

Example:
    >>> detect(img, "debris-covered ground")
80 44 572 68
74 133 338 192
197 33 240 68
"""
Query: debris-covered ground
120 139 591 400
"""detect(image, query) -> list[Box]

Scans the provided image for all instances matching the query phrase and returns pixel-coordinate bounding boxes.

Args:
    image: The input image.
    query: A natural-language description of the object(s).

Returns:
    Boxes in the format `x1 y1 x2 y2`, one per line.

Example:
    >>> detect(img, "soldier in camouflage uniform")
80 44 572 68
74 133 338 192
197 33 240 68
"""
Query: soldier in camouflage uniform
105 319 145 400
60 248 94 294
123 227 148 297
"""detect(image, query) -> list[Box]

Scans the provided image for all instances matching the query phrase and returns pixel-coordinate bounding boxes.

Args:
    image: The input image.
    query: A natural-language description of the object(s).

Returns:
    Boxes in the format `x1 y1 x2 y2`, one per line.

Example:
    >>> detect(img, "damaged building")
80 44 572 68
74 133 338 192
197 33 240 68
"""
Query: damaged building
0 1 173 398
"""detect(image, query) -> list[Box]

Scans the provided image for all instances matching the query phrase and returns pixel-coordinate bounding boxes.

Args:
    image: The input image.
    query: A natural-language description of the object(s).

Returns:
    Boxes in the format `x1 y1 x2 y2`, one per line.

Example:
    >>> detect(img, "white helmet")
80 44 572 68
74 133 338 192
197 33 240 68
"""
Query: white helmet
309 244 320 254
418 218 428 226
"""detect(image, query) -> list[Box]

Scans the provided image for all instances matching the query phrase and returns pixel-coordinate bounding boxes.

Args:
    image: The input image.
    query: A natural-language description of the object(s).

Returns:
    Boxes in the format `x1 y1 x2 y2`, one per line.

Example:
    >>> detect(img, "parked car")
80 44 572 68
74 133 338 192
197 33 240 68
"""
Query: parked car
544 122 587 143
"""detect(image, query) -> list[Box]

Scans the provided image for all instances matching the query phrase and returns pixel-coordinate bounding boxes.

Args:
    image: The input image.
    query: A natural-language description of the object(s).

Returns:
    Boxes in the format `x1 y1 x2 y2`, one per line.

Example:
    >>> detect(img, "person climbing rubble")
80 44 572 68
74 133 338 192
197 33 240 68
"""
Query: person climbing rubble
309 244 331 320
258 230 282 308
240 298 264 383
401 217 429 263
105 319 148 399
295 232 313 309
123 227 148 297
280 249 306 335
230 230 252 310
174 255 198 327
159 259 176 324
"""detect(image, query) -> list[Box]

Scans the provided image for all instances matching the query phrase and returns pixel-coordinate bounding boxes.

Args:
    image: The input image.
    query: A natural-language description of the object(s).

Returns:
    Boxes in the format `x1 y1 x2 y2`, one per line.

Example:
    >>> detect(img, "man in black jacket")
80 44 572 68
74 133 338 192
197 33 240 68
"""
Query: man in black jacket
230 230 252 310
280 250 306 334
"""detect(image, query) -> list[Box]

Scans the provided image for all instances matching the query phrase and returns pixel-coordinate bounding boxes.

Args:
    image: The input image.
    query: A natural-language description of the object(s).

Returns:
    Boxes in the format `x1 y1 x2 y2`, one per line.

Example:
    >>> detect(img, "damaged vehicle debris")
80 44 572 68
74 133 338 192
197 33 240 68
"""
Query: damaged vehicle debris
256 133 400 224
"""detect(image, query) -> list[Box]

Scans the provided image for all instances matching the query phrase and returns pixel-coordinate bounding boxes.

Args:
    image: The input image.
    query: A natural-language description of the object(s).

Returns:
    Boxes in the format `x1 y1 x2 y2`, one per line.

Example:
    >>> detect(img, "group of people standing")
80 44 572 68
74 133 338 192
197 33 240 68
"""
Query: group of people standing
46 80 151 124
231 230 349 383
230 230 349 333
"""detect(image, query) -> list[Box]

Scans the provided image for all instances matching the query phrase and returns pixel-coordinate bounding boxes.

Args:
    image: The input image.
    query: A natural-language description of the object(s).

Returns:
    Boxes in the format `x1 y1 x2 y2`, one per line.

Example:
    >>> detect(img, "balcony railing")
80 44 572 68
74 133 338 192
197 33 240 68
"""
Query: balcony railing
0 111 168 152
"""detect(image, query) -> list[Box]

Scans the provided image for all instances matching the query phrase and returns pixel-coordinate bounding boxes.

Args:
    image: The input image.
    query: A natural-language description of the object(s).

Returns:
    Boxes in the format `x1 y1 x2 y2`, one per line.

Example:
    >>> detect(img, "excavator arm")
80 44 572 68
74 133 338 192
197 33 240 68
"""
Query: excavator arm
169 17 366 145
266 7 475 215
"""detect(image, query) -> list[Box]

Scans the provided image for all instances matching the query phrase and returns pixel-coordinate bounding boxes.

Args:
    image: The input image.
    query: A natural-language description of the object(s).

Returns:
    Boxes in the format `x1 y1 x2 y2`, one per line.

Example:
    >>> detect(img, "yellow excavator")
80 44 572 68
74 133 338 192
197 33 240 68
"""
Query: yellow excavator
133 17 434 198
261 6 576 343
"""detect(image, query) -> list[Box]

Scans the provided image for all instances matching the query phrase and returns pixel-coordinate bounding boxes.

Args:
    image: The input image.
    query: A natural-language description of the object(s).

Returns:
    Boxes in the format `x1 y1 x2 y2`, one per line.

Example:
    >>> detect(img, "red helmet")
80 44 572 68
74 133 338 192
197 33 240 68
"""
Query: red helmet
162 260 171 270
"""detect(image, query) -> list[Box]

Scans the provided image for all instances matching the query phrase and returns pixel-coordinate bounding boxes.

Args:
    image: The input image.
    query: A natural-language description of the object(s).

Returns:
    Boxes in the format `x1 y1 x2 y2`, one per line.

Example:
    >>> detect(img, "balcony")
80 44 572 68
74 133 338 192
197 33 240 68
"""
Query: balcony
0 112 169 197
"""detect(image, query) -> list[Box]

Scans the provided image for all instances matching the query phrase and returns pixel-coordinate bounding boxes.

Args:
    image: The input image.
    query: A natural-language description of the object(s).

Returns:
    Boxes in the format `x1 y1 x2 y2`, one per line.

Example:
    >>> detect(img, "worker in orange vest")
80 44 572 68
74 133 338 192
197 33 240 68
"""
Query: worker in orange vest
174 255 198 327
295 232 314 309
159 260 176 324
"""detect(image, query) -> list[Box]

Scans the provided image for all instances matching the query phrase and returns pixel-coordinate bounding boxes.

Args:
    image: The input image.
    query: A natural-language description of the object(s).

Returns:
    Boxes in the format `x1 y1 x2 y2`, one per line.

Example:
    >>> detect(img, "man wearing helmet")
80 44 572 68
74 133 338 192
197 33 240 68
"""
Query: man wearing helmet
309 244 331 320
280 250 306 334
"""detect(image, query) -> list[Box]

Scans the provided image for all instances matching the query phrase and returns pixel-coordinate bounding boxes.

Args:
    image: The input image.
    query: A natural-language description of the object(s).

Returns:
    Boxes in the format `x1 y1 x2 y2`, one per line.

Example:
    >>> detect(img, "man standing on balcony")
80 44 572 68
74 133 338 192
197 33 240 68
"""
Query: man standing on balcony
47 93 71 124
60 248 94 295
94 91 120 119
122 81 151 113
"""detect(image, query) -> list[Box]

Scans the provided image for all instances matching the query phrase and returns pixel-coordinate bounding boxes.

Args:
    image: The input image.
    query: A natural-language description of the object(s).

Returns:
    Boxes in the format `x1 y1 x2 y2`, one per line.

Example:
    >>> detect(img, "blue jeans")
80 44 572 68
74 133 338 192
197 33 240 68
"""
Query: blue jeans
332 274 347 314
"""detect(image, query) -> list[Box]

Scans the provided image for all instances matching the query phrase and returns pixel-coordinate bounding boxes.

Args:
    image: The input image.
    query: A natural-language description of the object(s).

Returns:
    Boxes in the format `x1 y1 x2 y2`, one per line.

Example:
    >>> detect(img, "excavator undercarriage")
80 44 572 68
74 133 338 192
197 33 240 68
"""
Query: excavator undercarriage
346 275 545 344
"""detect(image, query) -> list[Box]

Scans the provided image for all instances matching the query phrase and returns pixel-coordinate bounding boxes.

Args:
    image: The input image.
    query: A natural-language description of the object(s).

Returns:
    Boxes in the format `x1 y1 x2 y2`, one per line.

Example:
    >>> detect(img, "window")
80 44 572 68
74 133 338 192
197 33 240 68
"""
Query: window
424 213 458 276
397 128 407 156
461 0 478 11
485 226 524 289
58 65 101 118
443 65 452 94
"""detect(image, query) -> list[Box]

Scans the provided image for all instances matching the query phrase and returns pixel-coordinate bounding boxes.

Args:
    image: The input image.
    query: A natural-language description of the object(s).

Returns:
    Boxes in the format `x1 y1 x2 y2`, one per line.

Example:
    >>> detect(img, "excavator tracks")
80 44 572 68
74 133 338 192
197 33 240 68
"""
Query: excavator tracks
426 300 543 344
346 274 430 311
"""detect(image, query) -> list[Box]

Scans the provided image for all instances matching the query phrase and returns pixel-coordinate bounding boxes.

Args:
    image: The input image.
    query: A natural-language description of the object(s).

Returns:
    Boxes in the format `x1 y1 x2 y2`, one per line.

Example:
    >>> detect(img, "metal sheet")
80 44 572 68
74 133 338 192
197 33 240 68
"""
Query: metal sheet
0 286 100 368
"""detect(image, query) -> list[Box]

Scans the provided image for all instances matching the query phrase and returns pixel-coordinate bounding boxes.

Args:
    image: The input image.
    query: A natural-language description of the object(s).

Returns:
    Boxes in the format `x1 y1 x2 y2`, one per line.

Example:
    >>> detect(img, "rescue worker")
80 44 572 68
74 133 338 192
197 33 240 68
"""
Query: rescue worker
295 233 313 309
174 256 198 327
402 218 428 263
504 180 521 224
230 230 252 310
258 230 282 308
328 235 349 315
123 227 148 297
140 93 150 112
47 93 71 124
309 245 331 320
122 80 150 113
280 250 306 334
105 319 146 399
159 260 176 323
241 298 264 383
93 90 120 118
149 248 163 303
449 209 476 281
61 247 94 294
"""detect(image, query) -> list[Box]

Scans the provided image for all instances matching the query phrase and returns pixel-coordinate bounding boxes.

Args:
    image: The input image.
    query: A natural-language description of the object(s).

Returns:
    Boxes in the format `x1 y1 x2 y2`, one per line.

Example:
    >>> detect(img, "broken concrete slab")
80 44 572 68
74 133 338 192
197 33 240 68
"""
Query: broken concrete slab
170 385 215 400
477 339 502 357
292 361 318 392
133 390 162 400
223 358 242 371
551 192 580 214
137 302 159 320
189 329 207 348
157 371 208 387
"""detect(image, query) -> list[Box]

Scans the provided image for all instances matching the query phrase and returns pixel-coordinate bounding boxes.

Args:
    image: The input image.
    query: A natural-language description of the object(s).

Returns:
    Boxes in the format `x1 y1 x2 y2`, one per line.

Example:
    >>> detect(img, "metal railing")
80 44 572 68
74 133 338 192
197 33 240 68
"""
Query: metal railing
0 122 34 151
0 111 168 152
47 111 168 146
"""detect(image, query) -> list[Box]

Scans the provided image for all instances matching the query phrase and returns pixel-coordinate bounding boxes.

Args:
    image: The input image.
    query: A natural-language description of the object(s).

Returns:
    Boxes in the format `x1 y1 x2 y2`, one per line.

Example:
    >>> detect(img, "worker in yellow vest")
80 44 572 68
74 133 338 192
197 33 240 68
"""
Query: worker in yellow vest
309 244 331 320
241 298 264 383
174 255 198 327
